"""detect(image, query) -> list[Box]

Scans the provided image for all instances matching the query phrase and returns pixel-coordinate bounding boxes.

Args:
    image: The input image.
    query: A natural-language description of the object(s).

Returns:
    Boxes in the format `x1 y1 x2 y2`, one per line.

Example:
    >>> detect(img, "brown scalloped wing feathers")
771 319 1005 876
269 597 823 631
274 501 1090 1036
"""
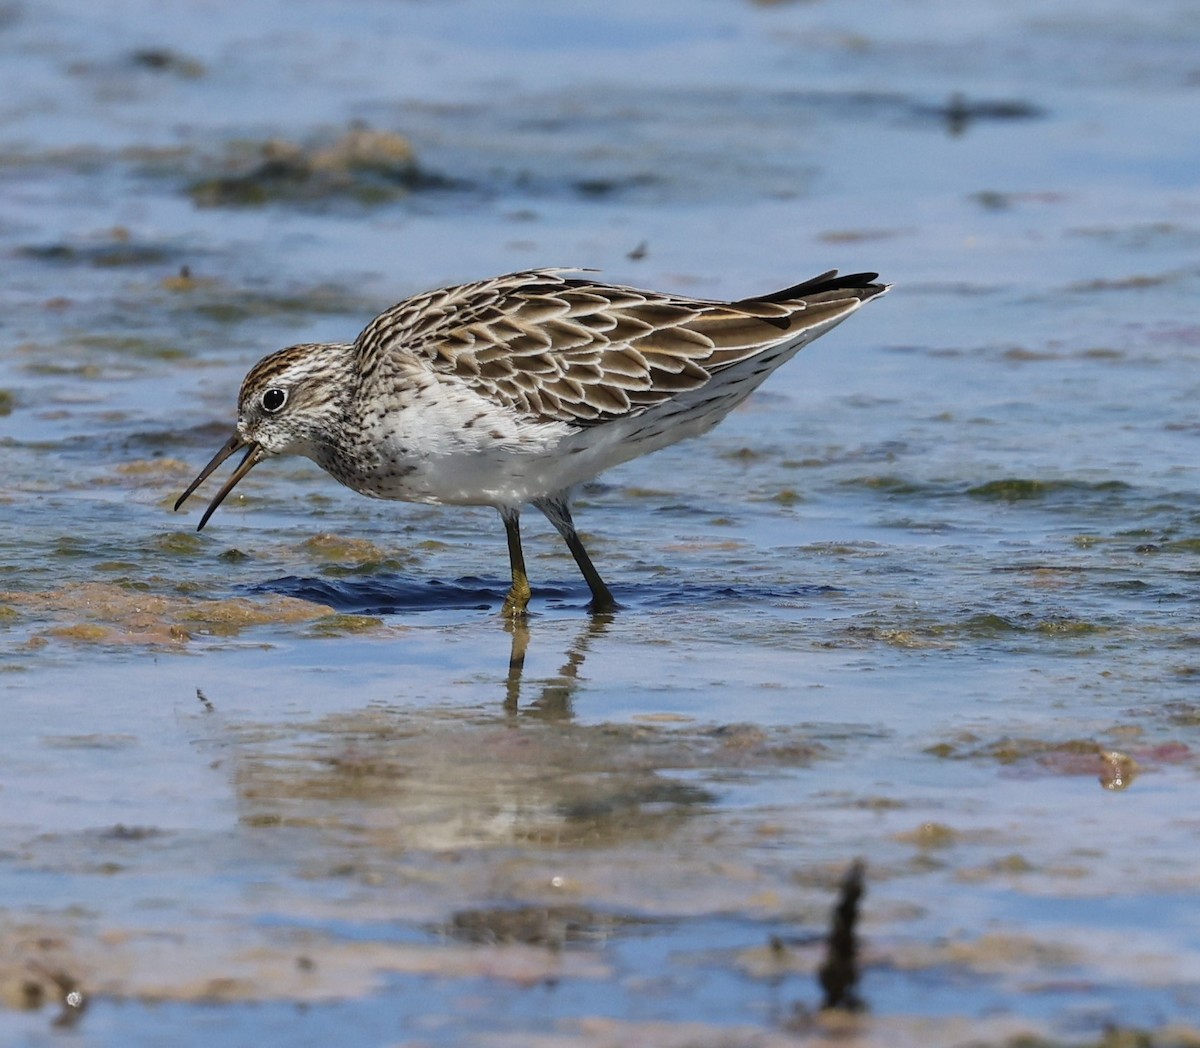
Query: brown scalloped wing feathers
354 269 884 426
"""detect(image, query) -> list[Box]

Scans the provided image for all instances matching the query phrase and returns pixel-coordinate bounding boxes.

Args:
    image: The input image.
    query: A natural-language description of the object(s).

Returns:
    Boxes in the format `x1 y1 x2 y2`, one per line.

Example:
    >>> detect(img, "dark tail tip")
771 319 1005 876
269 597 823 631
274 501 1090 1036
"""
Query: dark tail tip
757 270 886 303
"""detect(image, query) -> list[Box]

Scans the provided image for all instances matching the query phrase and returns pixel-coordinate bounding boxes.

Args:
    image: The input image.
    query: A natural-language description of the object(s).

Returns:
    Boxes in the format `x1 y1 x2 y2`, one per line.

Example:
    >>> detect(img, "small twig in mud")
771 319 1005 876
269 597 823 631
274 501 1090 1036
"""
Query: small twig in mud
818 858 866 1012
27 961 87 1029
196 687 215 711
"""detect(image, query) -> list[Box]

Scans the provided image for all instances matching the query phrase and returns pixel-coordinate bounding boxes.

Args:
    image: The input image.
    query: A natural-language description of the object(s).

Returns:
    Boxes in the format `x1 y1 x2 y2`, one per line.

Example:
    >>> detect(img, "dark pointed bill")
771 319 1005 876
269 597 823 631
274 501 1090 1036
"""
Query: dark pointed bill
173 433 265 531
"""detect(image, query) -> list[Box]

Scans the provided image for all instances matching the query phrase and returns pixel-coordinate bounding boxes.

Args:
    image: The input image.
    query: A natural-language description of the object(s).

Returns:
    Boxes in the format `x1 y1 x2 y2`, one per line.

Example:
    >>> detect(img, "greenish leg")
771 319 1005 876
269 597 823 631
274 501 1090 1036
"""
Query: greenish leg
500 508 532 617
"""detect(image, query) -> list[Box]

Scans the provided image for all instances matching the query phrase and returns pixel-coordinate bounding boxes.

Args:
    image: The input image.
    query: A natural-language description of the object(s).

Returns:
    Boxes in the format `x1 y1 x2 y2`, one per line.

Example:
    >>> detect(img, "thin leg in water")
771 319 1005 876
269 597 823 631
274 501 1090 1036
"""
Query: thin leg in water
534 493 617 613
500 506 532 616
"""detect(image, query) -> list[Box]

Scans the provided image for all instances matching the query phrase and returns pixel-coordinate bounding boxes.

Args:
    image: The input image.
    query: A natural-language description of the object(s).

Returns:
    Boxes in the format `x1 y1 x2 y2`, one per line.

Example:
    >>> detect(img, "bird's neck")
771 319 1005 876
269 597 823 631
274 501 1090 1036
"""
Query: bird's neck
294 342 360 463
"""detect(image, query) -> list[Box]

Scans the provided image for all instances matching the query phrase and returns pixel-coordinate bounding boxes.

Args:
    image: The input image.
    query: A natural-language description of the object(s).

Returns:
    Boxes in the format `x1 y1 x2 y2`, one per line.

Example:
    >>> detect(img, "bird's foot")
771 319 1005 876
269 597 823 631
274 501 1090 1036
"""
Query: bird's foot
501 576 532 618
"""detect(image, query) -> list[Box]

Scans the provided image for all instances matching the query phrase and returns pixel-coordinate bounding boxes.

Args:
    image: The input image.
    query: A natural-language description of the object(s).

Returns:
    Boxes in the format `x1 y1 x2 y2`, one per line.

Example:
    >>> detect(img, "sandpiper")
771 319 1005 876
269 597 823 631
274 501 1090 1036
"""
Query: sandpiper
175 268 888 614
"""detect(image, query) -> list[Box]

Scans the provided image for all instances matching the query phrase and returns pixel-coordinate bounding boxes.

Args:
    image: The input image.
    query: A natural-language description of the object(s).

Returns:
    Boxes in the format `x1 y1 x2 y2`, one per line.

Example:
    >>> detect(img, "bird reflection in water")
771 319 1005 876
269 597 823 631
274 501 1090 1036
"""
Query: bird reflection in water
502 613 615 717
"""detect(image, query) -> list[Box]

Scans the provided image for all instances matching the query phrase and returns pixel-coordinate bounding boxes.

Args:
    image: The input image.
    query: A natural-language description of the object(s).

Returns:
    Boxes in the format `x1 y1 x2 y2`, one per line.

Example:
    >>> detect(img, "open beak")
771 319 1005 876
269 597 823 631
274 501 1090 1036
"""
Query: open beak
174 433 266 531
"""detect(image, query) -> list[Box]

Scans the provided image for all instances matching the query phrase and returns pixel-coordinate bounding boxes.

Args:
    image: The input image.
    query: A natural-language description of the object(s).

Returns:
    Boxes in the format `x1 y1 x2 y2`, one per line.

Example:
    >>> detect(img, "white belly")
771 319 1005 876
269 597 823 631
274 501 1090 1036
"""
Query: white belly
315 341 800 509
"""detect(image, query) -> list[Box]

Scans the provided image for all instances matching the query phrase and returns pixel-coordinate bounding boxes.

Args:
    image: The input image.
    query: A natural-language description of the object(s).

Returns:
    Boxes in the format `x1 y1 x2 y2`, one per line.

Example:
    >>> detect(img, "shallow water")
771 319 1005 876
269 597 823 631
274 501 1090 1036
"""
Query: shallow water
3 1 1200 1045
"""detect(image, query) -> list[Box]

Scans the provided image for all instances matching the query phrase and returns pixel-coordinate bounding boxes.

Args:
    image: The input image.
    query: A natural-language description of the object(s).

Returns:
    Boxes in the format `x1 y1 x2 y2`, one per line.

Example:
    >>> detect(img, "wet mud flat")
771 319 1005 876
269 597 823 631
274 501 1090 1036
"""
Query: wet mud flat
4 569 1200 1048
3 0 1200 1045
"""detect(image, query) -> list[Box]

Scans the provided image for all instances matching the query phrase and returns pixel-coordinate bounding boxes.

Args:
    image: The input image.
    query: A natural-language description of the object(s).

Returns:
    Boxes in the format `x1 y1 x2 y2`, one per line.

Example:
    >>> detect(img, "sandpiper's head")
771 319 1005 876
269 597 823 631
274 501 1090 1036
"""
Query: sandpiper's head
174 342 355 529
234 342 356 455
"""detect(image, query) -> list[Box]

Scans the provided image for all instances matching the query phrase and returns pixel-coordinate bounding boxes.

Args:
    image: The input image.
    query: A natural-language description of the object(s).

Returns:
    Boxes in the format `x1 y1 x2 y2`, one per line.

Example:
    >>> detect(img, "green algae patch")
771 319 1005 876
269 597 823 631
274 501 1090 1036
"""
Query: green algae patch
892 931 1078 976
955 853 1039 882
843 475 933 497
305 614 388 637
189 127 450 208
1036 617 1102 636
73 334 188 360
960 613 1022 635
17 240 176 269
931 736 1104 765
114 458 192 480
1160 537 1200 554
154 531 206 556
720 446 770 463
298 533 392 564
440 904 646 949
940 612 1106 641
177 595 333 633
925 735 1148 788
894 822 960 849
874 628 944 649
175 282 380 325
967 478 1130 501
0 582 331 647
969 478 1053 500
46 623 121 643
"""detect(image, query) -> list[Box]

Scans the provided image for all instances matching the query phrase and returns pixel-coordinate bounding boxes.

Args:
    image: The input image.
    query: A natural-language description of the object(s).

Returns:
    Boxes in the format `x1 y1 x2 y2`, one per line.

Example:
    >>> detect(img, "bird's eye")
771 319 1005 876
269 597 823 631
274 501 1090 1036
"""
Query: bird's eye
261 388 287 413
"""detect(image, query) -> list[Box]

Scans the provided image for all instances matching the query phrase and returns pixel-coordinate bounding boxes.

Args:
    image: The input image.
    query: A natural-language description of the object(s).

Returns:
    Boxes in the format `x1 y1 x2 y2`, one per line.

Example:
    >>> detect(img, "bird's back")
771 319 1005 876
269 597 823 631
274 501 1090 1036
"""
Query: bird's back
353 269 887 432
